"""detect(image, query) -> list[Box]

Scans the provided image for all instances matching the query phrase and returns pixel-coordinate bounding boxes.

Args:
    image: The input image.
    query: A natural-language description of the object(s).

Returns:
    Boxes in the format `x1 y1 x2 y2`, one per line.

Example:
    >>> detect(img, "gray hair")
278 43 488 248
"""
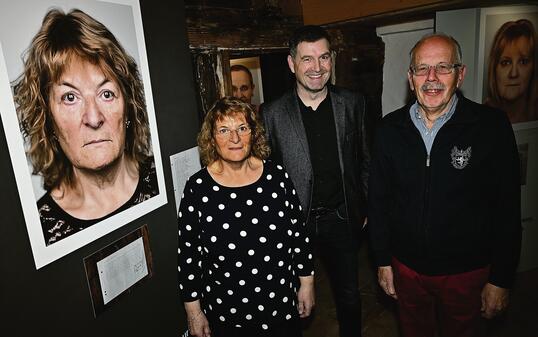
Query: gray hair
409 33 463 67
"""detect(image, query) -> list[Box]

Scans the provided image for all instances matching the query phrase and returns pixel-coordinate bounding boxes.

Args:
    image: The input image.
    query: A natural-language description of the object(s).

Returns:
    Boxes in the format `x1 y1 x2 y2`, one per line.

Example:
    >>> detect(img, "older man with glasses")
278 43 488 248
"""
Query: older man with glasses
368 33 522 337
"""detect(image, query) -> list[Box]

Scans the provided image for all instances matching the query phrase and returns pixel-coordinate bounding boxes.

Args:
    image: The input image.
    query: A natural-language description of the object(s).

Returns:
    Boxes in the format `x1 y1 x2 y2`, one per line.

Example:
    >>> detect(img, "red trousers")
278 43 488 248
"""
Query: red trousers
392 258 489 337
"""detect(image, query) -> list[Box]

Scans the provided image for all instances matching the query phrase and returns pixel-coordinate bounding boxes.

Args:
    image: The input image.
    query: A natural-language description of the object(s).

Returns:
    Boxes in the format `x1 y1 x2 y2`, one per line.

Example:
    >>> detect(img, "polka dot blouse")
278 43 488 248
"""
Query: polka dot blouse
178 160 314 332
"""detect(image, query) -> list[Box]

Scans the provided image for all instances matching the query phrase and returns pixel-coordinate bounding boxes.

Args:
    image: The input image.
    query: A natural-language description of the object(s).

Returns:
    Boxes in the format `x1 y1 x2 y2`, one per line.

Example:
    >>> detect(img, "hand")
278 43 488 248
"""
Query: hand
378 266 397 299
185 301 211 337
297 275 315 318
481 283 509 319
187 311 211 337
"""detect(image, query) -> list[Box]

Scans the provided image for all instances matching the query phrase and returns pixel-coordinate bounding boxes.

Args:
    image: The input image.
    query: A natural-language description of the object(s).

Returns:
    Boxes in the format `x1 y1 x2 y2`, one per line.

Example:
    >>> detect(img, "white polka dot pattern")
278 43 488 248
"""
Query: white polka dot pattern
177 161 313 332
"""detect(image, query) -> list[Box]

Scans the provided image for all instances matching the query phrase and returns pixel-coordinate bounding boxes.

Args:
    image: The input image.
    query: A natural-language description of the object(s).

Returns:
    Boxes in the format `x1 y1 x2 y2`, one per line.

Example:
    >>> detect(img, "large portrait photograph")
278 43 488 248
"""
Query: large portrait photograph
0 0 166 268
478 5 538 127
477 5 538 271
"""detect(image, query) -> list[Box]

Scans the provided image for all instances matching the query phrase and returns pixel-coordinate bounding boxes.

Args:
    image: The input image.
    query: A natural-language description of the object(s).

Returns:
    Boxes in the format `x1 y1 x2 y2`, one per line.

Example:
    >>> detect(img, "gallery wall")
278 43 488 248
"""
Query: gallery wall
376 19 434 116
0 0 198 335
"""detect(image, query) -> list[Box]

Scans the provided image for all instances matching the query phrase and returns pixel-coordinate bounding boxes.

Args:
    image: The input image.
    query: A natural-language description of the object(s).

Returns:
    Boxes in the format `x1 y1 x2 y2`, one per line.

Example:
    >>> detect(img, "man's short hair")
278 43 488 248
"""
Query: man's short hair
230 64 254 86
289 25 331 58
409 33 463 67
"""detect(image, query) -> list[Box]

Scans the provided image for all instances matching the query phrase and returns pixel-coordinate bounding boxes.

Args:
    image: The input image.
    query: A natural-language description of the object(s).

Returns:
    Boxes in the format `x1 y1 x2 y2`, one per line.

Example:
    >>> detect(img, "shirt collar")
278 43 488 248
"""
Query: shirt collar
411 94 459 123
297 89 331 113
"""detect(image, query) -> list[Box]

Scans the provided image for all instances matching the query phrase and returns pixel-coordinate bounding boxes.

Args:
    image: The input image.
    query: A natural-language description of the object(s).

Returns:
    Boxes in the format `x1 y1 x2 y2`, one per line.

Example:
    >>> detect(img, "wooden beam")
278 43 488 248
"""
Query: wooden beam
302 0 525 26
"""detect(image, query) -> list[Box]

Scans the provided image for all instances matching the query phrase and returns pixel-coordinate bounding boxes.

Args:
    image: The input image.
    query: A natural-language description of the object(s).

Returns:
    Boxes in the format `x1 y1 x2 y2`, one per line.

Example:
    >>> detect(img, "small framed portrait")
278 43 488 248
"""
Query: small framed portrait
0 0 166 268
477 5 538 128
230 57 265 107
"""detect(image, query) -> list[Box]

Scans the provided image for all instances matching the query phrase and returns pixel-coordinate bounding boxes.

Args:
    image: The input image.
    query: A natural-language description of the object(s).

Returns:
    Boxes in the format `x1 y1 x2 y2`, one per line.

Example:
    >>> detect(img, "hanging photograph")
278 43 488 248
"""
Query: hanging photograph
477 5 538 126
0 0 166 269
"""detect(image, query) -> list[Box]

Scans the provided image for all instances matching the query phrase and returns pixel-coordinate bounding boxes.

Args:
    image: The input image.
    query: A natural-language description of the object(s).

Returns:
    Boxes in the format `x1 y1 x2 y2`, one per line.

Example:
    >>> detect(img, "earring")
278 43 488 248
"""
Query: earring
125 120 131 128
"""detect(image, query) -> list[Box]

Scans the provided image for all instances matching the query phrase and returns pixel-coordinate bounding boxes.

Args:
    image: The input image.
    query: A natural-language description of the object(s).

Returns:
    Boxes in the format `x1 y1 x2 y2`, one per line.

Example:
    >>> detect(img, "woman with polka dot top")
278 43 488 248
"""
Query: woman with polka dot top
178 97 315 337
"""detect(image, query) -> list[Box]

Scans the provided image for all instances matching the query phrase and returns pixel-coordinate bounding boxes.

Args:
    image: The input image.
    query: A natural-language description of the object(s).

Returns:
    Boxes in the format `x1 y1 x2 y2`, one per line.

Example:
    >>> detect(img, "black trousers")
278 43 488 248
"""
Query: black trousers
210 316 302 337
313 206 362 337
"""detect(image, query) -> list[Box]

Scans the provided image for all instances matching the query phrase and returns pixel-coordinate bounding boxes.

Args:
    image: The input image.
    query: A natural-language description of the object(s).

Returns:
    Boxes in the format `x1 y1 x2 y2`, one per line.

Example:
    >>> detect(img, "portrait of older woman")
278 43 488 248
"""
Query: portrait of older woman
485 18 538 123
177 97 314 337
12 8 158 246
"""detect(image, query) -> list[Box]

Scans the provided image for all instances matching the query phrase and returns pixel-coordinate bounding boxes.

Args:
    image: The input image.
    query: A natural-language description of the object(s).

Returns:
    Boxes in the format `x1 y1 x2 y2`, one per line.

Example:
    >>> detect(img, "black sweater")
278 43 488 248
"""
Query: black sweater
368 95 521 288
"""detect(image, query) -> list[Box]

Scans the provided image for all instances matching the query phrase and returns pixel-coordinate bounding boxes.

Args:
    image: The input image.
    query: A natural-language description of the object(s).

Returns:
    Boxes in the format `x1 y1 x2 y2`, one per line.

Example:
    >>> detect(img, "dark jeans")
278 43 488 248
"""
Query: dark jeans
313 205 362 337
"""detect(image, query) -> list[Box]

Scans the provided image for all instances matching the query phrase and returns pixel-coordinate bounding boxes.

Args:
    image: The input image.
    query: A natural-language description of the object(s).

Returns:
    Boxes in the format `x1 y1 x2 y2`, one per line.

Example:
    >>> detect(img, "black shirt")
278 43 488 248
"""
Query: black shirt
299 93 344 209
177 160 314 332
38 157 159 246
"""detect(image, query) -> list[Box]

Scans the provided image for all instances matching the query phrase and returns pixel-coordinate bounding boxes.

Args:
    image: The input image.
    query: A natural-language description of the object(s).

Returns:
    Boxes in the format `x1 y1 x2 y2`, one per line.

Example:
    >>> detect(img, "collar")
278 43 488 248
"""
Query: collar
297 89 331 113
295 86 331 111
390 92 479 128
411 94 458 125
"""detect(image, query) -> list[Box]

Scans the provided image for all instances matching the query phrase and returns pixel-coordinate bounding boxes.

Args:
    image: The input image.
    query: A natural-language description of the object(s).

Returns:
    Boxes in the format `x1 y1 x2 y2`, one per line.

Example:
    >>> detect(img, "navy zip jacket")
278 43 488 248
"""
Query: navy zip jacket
368 94 521 288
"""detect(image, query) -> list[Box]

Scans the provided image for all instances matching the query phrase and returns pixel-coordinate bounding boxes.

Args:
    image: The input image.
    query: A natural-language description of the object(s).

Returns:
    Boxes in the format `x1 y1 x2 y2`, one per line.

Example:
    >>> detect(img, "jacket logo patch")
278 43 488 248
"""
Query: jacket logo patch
451 146 471 169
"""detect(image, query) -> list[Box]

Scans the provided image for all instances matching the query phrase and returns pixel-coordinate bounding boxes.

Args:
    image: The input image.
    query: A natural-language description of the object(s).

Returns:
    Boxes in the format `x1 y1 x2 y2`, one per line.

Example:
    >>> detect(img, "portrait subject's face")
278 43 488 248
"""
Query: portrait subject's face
214 113 252 164
408 37 465 115
288 38 332 94
496 36 534 102
49 58 126 172
231 70 254 104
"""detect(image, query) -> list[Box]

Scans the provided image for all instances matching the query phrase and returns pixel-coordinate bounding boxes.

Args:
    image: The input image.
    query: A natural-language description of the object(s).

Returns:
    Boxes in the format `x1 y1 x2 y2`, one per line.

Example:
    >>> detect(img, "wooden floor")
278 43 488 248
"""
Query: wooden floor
302 243 538 337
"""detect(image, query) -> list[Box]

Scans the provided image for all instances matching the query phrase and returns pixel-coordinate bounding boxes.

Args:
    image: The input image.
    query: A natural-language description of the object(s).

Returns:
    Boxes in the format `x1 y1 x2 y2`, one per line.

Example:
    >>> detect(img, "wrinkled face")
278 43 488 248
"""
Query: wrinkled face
231 70 255 103
49 58 126 172
214 113 252 163
496 36 534 102
408 36 466 115
288 38 332 94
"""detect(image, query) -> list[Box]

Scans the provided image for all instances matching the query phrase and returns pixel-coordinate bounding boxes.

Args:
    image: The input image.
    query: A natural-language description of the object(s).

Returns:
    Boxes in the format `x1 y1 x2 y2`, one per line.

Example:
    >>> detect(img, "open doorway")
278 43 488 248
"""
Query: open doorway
190 48 295 119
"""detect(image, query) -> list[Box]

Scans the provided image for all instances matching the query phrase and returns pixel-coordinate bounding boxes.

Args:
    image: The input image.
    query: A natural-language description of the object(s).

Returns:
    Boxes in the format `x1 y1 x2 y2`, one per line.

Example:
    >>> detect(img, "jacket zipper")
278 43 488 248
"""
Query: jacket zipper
422 153 431 256
411 119 431 255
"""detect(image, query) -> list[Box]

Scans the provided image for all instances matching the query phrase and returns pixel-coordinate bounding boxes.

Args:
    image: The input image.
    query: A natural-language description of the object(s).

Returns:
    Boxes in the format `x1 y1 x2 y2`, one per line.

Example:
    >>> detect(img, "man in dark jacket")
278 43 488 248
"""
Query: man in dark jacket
368 33 521 337
262 25 370 337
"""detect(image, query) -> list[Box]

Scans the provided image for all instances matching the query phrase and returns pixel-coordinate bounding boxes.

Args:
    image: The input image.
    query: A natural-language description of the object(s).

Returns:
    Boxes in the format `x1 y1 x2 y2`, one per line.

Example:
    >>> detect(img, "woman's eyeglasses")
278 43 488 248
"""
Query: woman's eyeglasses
215 125 252 139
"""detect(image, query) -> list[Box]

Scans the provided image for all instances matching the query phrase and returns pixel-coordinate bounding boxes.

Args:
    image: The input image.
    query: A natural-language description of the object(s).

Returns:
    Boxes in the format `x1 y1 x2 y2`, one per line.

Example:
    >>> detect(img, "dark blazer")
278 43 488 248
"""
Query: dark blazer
262 85 370 235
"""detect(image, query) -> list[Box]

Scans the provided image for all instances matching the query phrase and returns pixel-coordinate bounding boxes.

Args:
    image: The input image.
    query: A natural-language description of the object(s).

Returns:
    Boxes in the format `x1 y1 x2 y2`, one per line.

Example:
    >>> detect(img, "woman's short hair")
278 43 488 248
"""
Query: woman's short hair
487 19 537 104
13 8 150 190
198 97 270 166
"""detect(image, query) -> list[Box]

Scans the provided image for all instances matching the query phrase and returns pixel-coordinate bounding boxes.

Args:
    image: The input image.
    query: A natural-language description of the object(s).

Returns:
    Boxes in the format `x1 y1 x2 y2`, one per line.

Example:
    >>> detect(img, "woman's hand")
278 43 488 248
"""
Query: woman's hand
297 275 315 318
185 301 211 337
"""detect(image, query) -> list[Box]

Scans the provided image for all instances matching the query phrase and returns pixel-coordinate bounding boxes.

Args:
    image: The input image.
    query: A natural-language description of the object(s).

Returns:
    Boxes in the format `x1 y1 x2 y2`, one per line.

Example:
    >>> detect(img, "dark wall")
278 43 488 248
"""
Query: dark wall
260 52 296 103
0 1 197 335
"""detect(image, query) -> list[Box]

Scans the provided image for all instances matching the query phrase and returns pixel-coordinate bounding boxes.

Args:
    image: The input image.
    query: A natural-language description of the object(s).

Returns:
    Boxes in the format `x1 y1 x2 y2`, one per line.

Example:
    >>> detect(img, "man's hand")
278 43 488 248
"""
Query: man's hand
481 282 509 319
297 275 315 318
378 266 397 299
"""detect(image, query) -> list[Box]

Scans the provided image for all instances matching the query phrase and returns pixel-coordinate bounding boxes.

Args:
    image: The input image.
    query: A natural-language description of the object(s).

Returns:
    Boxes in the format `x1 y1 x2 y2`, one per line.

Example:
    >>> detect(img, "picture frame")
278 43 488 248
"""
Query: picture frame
0 0 167 269
476 5 538 129
230 56 265 106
